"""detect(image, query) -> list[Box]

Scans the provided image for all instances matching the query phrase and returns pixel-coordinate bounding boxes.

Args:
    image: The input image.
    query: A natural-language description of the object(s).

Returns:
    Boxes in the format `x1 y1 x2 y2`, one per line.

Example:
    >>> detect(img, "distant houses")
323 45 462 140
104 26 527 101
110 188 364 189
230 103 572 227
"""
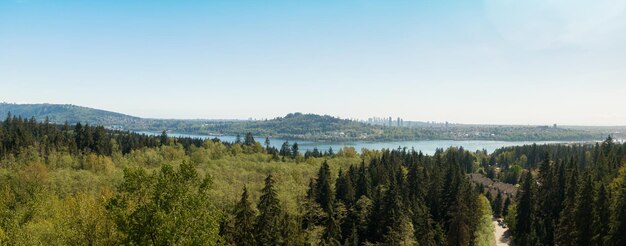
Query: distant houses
468 173 518 200
108 124 124 130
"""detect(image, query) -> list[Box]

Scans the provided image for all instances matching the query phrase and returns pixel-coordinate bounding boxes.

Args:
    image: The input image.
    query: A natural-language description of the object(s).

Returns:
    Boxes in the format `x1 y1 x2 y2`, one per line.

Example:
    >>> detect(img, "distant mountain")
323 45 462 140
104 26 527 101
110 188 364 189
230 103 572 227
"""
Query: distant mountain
0 103 142 126
0 103 609 141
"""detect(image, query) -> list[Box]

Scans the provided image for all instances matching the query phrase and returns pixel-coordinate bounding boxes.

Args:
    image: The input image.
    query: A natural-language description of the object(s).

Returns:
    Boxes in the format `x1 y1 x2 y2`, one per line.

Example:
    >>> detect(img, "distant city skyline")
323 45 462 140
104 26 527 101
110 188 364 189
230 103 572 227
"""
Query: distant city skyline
2 0 626 126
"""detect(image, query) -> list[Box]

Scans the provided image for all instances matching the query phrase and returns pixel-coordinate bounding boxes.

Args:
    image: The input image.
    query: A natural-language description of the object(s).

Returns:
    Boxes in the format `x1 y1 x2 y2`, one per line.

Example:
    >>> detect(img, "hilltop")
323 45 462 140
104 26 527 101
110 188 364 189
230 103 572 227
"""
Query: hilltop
0 103 141 125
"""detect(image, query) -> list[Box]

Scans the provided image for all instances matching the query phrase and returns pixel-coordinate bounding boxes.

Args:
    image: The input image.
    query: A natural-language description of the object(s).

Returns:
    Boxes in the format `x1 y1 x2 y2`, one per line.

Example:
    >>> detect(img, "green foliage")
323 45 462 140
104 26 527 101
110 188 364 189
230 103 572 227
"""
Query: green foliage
107 162 223 245
5 117 625 246
515 172 534 245
492 191 503 218
255 174 283 245
489 138 626 246
233 186 256 246
607 162 626 246
474 195 495 246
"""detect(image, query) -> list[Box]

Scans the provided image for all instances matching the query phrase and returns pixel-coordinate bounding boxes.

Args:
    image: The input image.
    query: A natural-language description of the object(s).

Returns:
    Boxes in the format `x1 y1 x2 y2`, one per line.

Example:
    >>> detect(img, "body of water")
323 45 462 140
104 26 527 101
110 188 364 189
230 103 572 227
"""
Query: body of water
141 132 582 155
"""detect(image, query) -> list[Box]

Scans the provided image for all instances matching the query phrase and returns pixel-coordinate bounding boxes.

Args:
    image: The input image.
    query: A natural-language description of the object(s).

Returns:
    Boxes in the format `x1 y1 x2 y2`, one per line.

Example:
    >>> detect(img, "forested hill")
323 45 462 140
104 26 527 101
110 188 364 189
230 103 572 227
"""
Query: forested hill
0 103 141 126
0 103 610 141
206 112 382 139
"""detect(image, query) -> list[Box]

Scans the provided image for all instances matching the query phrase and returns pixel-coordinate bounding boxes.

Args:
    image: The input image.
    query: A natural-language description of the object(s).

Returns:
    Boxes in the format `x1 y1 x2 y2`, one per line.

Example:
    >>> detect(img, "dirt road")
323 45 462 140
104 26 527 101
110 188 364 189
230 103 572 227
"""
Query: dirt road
493 218 513 246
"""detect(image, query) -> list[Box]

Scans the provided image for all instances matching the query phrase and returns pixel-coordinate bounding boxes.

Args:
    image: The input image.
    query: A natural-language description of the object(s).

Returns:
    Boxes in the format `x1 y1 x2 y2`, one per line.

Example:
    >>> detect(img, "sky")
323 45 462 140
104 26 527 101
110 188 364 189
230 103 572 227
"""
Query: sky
1 0 626 126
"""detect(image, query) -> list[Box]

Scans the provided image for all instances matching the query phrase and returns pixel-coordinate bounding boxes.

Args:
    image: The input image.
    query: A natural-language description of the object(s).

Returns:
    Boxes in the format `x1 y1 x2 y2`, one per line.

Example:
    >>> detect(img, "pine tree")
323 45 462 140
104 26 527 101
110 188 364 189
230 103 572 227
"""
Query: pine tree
354 195 373 244
591 183 609 245
493 191 503 218
279 141 291 158
264 137 270 150
234 186 256 246
335 169 356 206
377 174 416 245
515 172 534 245
321 206 342 245
411 200 437 246
256 174 283 245
535 152 557 245
446 187 471 246
556 161 578 245
606 169 626 246
573 172 593 245
344 223 358 246
316 161 334 212
244 132 255 146
355 161 370 199
502 196 511 217
291 142 299 159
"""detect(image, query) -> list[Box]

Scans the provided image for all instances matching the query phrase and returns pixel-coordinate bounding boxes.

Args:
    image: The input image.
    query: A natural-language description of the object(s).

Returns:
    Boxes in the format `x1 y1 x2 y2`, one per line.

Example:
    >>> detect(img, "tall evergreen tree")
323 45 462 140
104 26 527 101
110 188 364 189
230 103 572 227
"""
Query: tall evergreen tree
315 161 334 212
160 130 169 145
591 183 609 245
234 186 256 246
446 185 471 246
493 191 503 218
279 141 291 158
321 206 342 245
573 172 593 246
244 132 255 146
256 174 283 245
264 137 270 150
335 169 356 206
502 196 511 217
355 161 370 199
606 169 626 246
515 172 534 245
556 160 578 246
291 142 299 159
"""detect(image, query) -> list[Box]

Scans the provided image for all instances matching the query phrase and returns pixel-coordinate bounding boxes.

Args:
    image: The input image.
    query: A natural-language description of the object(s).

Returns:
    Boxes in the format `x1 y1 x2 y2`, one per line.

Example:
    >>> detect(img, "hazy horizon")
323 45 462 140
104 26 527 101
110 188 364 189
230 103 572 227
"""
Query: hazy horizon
2 0 626 125
3 101 626 128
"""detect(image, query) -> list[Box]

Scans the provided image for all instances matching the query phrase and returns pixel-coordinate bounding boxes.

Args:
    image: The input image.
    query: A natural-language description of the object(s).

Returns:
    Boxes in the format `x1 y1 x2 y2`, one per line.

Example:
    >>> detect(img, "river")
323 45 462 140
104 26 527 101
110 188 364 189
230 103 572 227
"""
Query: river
140 132 581 155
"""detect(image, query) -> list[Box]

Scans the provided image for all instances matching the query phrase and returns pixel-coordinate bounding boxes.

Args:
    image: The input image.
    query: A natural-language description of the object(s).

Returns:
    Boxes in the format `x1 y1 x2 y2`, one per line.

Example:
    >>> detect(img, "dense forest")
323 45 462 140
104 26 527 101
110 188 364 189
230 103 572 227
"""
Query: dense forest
1 103 609 141
1 114 625 245
483 139 626 245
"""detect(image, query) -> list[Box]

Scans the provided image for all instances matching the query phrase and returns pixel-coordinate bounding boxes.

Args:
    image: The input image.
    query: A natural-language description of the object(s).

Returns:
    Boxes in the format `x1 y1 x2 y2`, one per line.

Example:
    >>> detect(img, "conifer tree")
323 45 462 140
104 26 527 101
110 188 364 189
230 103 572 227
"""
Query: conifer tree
160 130 169 145
279 141 291 158
591 183 609 245
335 169 355 206
411 200 437 246
446 190 471 246
502 196 511 217
264 137 270 150
555 160 579 245
234 186 256 246
355 161 370 199
244 132 255 146
344 223 358 246
493 191 503 218
316 161 334 212
291 142 299 159
256 174 283 245
573 172 593 245
606 169 626 246
321 206 342 245
515 172 534 245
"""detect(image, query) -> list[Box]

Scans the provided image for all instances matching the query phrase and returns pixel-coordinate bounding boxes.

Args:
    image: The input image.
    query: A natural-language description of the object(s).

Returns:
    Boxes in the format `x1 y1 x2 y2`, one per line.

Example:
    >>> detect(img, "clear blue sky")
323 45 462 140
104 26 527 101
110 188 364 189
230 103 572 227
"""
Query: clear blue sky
1 0 625 125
